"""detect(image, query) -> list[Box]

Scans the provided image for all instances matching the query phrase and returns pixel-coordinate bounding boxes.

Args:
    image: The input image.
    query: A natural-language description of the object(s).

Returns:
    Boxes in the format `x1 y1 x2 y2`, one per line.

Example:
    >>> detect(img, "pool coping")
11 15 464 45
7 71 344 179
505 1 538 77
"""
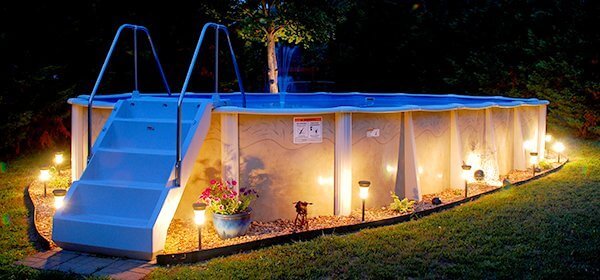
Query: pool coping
155 159 568 265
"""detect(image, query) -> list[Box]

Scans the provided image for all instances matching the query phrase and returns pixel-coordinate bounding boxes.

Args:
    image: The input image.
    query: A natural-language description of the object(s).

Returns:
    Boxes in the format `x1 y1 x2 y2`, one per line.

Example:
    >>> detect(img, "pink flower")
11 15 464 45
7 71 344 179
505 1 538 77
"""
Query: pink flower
210 179 217 185
232 180 237 186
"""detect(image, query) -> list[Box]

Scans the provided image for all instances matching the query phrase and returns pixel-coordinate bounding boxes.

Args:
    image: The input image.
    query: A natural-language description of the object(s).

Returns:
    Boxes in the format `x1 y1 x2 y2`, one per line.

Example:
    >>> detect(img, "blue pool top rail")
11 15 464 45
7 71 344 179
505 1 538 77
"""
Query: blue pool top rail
87 24 172 162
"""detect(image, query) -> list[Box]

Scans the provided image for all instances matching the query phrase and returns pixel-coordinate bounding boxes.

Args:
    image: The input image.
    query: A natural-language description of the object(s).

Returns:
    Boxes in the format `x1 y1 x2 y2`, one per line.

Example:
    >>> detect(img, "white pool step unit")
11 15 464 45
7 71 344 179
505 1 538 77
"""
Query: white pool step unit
53 97 212 260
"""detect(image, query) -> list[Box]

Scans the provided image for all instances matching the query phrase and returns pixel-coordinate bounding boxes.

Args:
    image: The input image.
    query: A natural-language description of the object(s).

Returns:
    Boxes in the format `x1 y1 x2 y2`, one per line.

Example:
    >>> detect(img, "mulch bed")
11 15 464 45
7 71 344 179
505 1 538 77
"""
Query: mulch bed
29 157 565 255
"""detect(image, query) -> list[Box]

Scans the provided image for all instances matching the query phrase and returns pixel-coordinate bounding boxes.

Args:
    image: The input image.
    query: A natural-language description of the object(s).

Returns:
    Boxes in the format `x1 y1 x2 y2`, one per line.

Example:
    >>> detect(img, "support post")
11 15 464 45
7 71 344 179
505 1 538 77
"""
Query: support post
221 113 240 191
396 112 421 201
71 105 86 181
449 110 463 190
512 107 526 170
537 105 547 159
334 112 352 216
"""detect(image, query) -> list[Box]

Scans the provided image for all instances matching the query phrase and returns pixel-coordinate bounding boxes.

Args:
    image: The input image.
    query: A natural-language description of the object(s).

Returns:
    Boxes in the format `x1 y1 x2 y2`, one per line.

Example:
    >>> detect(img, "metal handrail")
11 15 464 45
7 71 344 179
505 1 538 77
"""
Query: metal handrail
87 24 171 163
175 22 246 187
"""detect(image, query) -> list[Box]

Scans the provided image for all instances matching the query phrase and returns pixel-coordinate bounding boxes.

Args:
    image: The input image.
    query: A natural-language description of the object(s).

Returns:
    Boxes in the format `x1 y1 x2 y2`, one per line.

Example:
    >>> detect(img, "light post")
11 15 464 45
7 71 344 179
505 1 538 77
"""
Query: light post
530 152 538 176
193 202 207 250
544 134 552 158
461 163 472 198
552 142 565 163
358 180 371 222
39 166 51 197
53 189 67 209
54 152 64 174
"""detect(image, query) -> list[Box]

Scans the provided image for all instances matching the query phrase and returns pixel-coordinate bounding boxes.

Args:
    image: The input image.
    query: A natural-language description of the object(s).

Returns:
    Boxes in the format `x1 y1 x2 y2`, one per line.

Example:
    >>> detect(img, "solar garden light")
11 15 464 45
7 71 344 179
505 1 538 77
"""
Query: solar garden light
53 189 67 209
530 152 538 176
193 202 207 250
461 162 472 198
54 152 64 174
39 165 51 197
358 180 371 222
544 134 552 157
552 142 565 163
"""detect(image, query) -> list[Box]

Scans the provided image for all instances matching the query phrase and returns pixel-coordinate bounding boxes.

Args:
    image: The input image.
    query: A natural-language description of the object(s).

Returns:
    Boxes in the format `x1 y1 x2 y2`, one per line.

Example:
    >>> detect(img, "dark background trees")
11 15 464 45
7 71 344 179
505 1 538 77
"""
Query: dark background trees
1 0 598 158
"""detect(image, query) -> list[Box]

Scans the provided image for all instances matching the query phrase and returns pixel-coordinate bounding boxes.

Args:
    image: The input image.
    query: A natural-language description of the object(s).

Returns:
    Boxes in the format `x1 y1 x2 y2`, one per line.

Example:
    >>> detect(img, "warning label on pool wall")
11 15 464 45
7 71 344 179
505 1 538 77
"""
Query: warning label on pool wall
293 116 323 144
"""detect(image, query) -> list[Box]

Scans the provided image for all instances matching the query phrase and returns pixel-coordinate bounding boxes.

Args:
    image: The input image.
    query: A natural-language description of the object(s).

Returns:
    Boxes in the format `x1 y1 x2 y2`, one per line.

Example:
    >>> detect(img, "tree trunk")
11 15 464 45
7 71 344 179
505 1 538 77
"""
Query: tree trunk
267 35 279 93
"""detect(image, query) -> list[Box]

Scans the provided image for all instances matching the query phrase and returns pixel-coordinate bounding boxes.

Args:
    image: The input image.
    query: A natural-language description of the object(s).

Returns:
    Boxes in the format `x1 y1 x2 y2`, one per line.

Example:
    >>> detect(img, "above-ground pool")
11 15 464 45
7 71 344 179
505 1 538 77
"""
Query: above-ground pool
67 91 548 221
53 23 549 260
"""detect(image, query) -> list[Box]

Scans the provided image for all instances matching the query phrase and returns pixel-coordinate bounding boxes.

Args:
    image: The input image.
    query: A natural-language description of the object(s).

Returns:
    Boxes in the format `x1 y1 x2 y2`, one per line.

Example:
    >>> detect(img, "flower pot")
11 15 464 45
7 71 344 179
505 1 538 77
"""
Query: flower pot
212 209 252 239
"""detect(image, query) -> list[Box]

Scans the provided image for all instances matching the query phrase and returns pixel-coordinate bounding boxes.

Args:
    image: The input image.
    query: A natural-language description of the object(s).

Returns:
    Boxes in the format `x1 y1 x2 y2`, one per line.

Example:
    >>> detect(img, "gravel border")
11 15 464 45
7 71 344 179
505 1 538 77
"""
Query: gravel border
157 159 568 265
26 159 568 264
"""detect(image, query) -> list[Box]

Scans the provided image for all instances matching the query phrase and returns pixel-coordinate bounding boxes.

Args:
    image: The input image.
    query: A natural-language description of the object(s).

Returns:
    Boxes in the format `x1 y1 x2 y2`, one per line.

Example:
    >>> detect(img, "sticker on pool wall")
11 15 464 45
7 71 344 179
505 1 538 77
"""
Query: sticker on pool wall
293 116 323 144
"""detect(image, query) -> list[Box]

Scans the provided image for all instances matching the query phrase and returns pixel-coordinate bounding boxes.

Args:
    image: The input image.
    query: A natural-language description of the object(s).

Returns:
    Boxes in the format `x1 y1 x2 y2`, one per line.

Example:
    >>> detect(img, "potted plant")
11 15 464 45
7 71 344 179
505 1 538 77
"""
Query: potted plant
198 179 258 239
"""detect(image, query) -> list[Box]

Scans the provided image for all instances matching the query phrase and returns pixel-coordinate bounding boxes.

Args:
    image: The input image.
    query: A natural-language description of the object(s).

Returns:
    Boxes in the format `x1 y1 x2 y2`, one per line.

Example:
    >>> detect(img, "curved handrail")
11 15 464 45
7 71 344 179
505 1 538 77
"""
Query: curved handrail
175 22 246 186
87 24 171 163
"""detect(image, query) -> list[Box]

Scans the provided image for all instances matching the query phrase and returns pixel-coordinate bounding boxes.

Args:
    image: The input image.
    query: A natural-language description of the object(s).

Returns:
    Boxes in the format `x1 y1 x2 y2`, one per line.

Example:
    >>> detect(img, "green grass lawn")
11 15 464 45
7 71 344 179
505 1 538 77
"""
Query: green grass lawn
0 138 598 279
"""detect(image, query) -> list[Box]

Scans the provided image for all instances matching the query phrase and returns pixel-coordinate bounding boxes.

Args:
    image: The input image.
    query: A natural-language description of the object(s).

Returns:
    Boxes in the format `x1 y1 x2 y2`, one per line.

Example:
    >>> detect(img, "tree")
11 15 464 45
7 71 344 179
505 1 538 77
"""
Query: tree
209 0 351 93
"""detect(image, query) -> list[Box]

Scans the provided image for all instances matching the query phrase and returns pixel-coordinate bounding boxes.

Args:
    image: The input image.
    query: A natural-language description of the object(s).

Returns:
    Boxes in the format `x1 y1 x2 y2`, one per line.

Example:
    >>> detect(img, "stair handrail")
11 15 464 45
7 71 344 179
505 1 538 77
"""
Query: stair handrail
175 22 246 187
87 24 172 163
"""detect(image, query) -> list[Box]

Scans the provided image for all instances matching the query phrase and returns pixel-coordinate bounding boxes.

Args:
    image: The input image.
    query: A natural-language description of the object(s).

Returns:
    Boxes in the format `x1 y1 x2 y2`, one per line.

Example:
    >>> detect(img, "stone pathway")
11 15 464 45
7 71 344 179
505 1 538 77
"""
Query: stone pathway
16 248 155 279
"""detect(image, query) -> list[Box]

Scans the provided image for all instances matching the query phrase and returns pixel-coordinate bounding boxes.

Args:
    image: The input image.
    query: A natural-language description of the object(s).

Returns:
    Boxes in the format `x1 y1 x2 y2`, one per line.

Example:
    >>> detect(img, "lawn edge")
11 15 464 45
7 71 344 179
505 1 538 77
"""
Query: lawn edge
23 183 51 251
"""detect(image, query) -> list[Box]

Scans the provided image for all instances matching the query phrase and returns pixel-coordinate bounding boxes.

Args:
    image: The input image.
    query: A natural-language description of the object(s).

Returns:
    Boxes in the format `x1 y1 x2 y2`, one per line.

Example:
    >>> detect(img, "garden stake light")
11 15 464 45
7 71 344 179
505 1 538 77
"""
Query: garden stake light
544 134 552 157
358 180 371 222
193 202 207 250
461 162 472 198
54 152 64 174
39 166 51 197
530 152 538 176
53 189 67 209
553 142 565 163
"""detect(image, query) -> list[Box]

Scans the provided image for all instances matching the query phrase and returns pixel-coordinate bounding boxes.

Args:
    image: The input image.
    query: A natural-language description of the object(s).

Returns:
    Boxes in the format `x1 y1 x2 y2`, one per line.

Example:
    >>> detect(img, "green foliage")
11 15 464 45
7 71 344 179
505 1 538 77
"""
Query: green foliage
49 167 71 190
207 0 352 48
389 192 415 214
538 160 552 170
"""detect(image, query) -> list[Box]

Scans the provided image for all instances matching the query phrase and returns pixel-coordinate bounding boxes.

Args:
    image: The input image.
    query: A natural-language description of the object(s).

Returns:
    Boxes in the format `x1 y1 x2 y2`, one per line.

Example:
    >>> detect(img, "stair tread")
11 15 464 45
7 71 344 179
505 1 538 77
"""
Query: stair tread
57 213 149 227
112 117 194 124
96 147 176 156
77 179 166 190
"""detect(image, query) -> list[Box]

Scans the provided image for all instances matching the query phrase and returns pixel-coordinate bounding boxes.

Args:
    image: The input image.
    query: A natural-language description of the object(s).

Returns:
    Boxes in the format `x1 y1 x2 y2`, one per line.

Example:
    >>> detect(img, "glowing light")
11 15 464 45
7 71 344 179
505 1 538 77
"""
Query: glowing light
529 153 538 165
544 134 552 142
418 166 424 175
385 164 397 174
54 152 64 165
53 189 66 209
523 140 535 151
358 181 370 200
552 142 565 153
193 202 207 225
436 173 443 179
340 169 352 213
39 167 51 182
317 176 334 186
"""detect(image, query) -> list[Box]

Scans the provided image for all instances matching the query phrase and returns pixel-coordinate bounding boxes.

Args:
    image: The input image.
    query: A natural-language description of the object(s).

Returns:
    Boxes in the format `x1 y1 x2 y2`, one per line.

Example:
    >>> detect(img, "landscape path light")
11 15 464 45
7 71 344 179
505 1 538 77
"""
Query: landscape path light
358 180 371 222
54 152 64 174
530 152 538 176
39 165 51 197
193 202 207 250
544 134 552 157
461 162 472 198
552 142 565 163
53 189 67 209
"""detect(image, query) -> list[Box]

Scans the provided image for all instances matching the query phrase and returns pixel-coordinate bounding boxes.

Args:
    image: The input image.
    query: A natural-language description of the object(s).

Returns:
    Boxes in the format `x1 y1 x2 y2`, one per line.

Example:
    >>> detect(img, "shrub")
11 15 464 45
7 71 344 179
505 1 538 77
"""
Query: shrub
389 192 415 214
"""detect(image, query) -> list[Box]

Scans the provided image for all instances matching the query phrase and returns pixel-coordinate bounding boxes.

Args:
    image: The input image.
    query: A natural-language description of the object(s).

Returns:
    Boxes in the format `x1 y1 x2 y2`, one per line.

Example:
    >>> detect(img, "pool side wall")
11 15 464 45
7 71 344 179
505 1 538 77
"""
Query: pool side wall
70 101 547 222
